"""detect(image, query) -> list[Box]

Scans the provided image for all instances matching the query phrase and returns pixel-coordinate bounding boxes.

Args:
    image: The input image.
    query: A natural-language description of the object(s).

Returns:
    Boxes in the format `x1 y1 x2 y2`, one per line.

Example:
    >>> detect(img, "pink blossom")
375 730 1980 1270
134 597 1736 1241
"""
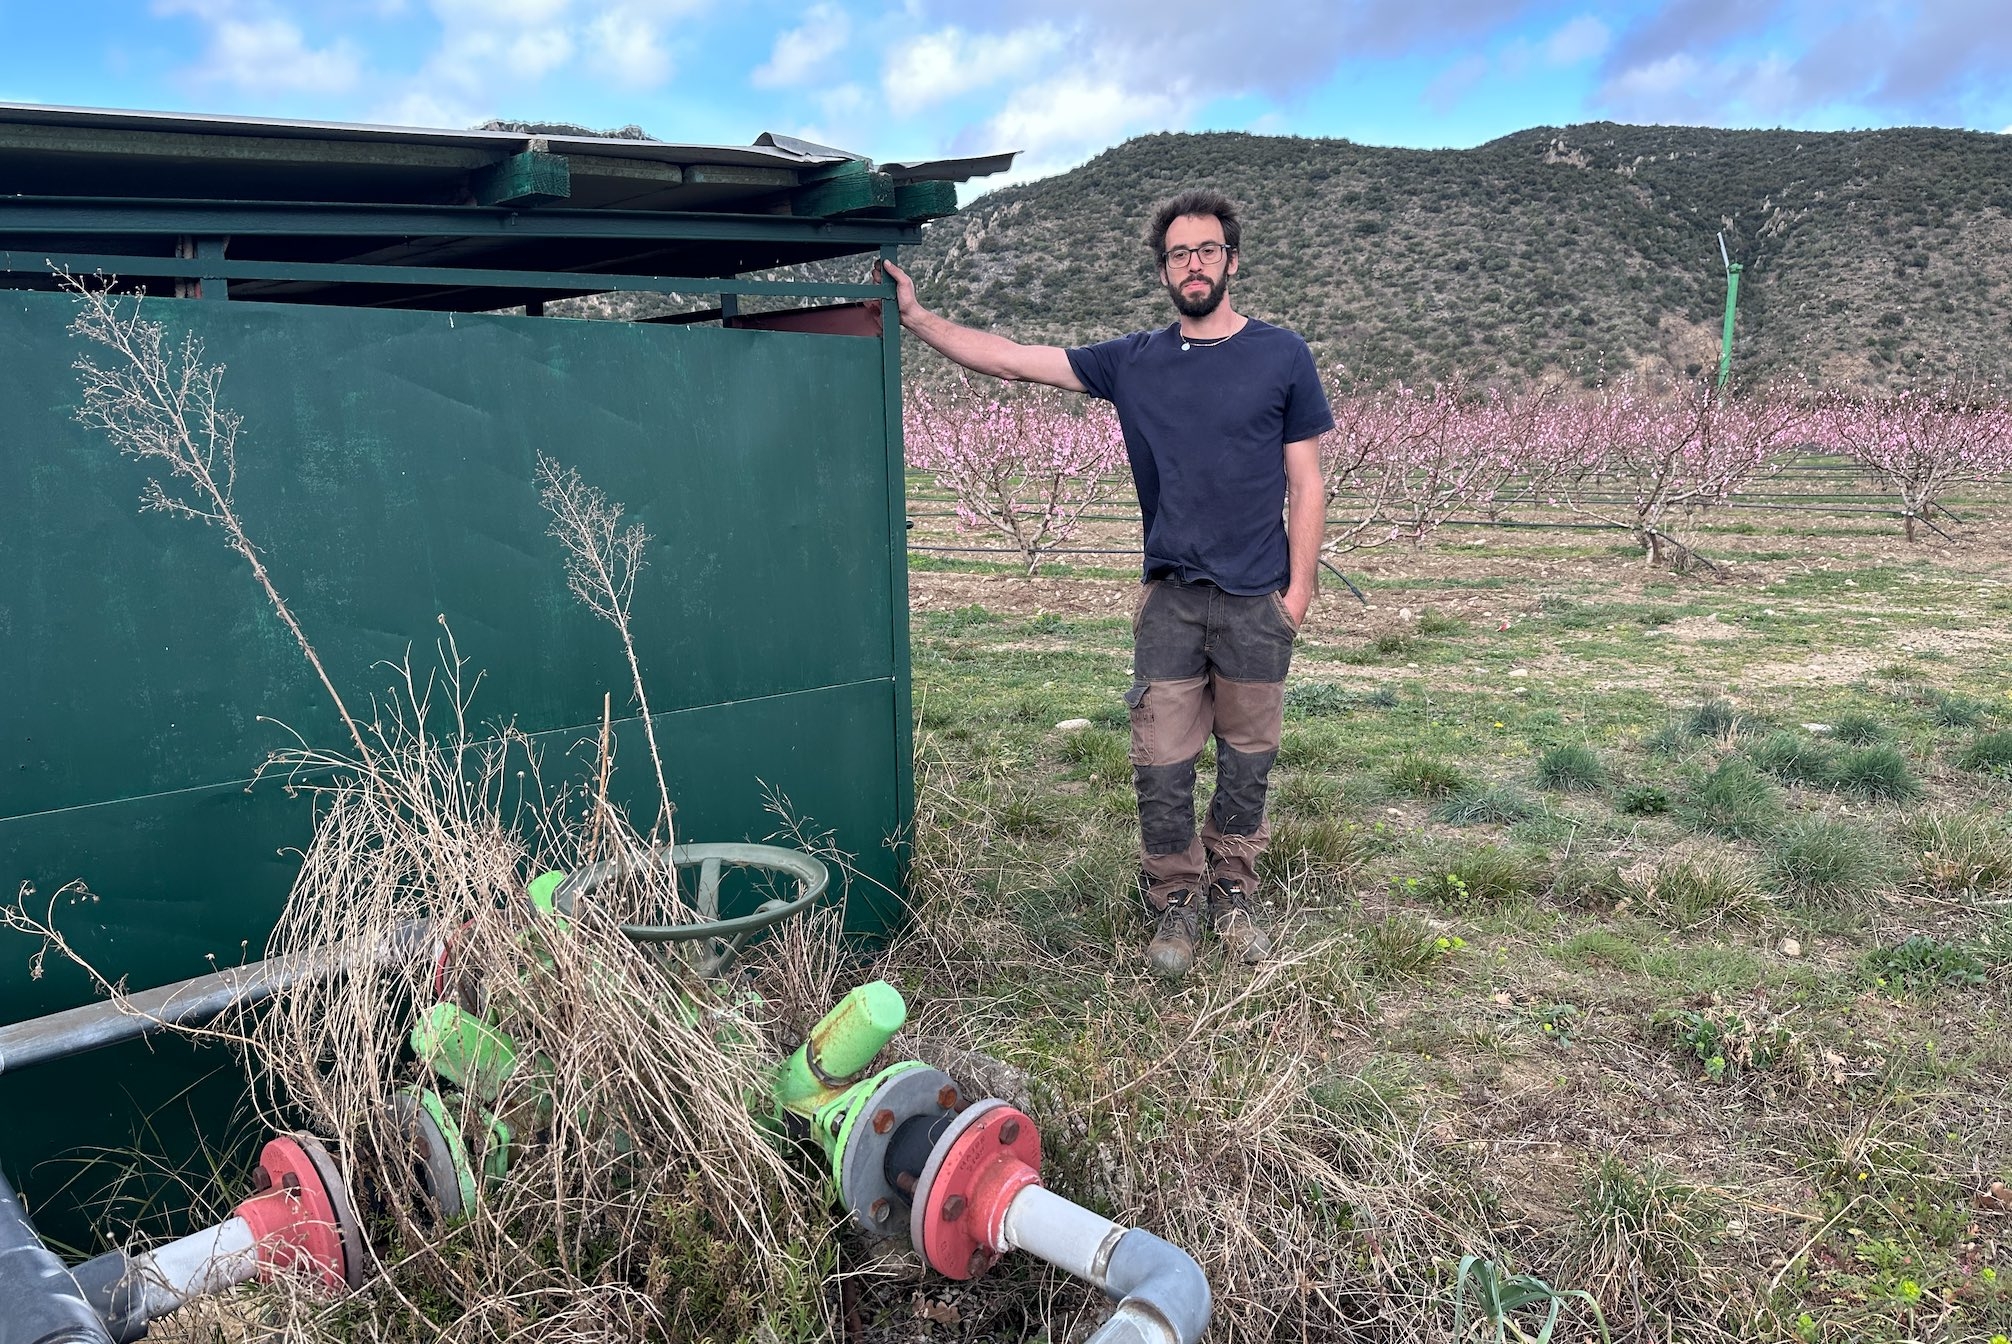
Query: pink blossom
904 374 1126 575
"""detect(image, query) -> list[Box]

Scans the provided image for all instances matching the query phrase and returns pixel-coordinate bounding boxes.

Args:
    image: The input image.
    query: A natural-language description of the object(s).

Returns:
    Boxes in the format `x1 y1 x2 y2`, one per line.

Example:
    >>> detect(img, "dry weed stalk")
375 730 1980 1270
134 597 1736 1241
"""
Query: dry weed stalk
62 272 376 766
51 279 836 1339
535 453 675 844
245 653 828 1341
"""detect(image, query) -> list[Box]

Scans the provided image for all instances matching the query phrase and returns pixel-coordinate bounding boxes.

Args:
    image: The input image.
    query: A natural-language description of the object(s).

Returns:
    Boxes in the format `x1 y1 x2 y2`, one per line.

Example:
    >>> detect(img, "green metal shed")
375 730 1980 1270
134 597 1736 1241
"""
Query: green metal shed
0 103 1003 1243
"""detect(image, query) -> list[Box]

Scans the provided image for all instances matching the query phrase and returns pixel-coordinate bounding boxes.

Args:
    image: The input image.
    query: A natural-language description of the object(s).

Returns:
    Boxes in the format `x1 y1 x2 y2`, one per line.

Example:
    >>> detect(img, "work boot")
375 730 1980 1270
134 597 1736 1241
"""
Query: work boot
1145 889 1202 979
1207 877 1273 964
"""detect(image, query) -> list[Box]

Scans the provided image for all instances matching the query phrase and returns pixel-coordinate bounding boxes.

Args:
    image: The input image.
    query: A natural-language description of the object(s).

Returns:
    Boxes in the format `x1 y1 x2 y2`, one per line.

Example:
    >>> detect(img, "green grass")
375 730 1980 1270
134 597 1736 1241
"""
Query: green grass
1633 853 1765 931
1284 681 1361 717
1747 731 1836 786
1956 729 2012 776
1927 691 1991 728
1398 840 1543 910
1432 783 1540 826
1416 608 1467 636
1534 743 1606 792
1895 810 2012 895
1678 758 1784 840
1264 817 1386 880
898 506 2012 1344
1353 913 1463 982
1830 745 1924 803
1385 752 1470 799
1864 935 1988 993
1686 698 1763 740
1831 709 1892 746
1764 815 1892 910
1616 783 1670 815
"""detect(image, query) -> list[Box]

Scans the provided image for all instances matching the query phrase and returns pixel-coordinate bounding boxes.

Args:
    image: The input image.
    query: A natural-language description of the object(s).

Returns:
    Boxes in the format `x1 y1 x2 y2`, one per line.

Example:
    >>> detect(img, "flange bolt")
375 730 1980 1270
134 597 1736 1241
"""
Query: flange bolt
967 1250 990 1279
872 1109 895 1134
870 1198 891 1223
998 1119 1021 1145
937 1085 960 1109
942 1195 967 1222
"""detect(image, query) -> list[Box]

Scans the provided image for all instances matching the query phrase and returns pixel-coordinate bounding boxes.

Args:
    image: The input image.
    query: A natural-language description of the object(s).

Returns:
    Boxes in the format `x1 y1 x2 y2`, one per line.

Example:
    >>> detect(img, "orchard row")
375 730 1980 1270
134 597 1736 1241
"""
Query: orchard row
904 373 2012 574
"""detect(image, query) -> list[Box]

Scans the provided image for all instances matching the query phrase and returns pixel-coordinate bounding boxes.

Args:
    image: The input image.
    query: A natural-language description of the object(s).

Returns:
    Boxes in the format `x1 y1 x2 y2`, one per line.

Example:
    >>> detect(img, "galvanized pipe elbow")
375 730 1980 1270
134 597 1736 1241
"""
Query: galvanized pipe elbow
1085 1228 1212 1344
997 1185 1211 1344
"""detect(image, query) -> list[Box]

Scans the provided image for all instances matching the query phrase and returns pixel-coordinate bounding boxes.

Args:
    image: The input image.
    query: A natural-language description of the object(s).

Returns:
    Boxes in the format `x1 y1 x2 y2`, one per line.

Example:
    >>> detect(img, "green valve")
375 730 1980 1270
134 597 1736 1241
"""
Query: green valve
412 1002 519 1105
773 980 907 1118
526 871 564 915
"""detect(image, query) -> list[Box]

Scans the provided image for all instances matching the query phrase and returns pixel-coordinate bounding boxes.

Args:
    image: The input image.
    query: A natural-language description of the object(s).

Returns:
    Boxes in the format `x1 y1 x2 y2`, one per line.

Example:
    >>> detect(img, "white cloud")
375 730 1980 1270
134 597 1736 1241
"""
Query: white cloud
1605 50 1700 103
371 88 474 129
1544 15 1610 66
881 24 1066 115
752 3 850 89
374 0 706 122
1599 47 1803 124
154 2 365 95
584 9 666 86
982 70 1190 183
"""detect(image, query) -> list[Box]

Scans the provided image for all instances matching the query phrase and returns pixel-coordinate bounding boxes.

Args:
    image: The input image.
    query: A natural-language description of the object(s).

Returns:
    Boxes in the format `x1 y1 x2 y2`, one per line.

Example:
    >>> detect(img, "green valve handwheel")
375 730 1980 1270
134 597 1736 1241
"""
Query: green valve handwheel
545 843 831 975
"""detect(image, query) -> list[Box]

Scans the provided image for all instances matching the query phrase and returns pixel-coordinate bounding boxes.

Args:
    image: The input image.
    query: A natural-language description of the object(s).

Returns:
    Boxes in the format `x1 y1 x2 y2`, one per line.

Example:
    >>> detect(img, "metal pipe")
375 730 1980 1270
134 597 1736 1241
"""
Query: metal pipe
1086 1229 1213 1344
998 1186 1212 1344
0 922 429 1077
0 1166 113 1344
131 1218 259 1319
69 1218 259 1344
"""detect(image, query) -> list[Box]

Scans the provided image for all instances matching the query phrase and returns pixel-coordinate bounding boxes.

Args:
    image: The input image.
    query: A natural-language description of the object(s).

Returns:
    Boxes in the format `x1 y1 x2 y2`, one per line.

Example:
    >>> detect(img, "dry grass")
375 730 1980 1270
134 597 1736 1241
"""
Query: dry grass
56 282 830 1342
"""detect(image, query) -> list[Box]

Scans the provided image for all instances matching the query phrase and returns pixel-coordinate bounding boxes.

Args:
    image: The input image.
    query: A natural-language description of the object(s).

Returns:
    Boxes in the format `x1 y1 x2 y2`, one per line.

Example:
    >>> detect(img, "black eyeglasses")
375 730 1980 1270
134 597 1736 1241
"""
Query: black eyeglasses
1160 242 1232 268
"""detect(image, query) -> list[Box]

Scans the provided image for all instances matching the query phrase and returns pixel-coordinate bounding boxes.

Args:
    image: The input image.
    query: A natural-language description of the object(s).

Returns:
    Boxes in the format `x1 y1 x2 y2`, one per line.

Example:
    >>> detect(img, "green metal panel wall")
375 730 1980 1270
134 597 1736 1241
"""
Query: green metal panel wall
0 291 911 1234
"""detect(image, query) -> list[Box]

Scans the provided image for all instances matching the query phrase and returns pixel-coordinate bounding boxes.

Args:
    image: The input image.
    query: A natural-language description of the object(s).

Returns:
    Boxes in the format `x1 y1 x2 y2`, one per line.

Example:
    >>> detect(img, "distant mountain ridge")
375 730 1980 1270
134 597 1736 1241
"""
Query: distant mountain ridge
902 123 2012 390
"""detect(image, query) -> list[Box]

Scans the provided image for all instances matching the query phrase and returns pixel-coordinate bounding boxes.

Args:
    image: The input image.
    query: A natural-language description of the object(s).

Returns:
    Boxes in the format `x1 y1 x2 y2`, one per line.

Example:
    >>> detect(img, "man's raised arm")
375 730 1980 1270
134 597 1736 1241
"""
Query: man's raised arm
877 259 1085 392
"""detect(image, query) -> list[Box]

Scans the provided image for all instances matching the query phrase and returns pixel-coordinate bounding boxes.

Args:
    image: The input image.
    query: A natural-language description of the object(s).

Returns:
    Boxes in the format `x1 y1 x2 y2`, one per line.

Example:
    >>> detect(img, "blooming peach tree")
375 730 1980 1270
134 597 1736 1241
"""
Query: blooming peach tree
1557 381 1805 571
904 374 1126 576
1816 383 2012 541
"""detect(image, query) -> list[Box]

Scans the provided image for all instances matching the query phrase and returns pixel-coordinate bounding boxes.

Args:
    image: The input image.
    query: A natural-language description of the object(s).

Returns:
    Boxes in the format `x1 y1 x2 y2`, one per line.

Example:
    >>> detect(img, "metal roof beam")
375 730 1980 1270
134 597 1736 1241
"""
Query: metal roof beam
8 250 892 299
0 198 922 245
0 120 496 173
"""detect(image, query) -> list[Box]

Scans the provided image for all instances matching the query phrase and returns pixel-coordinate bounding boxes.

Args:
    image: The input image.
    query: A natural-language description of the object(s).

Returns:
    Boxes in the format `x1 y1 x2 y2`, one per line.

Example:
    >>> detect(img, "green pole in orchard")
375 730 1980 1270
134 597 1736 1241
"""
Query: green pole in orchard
1716 231 1742 389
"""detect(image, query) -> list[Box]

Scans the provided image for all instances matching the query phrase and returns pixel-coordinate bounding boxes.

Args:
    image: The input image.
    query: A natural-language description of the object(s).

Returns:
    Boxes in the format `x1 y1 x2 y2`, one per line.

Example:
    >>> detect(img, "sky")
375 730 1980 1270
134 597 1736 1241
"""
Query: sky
1 0 2008 190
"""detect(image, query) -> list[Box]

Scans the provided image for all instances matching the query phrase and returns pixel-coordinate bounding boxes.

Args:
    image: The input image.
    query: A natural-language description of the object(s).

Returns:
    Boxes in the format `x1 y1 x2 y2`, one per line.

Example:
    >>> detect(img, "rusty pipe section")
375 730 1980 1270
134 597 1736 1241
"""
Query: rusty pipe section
999 1186 1211 1344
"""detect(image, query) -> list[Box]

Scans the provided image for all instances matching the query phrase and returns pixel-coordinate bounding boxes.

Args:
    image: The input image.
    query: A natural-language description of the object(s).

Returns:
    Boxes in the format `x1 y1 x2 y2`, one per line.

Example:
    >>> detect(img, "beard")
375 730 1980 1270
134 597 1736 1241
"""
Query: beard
1166 270 1227 318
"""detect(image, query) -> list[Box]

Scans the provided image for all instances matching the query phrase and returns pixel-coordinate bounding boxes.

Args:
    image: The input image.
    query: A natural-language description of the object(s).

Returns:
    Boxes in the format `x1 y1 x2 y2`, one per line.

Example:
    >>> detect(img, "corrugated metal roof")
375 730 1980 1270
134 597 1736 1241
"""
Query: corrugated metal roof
0 102 853 171
0 102 1013 310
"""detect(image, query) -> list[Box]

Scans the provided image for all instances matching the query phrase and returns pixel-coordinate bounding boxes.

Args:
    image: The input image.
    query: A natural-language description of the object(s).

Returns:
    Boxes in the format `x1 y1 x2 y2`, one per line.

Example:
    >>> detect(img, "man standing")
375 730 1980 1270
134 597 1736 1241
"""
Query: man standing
880 190 1330 979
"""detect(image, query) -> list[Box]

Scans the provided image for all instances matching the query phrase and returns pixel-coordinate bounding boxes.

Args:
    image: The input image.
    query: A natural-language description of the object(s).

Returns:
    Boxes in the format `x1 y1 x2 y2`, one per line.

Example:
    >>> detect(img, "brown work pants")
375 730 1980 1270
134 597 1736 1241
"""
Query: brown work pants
1126 578 1296 906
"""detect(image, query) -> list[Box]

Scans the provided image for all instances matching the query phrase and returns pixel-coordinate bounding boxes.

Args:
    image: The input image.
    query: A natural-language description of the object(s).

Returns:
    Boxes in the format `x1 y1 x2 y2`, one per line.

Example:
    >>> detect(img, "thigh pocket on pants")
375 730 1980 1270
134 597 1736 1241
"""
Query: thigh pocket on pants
1127 675 1210 766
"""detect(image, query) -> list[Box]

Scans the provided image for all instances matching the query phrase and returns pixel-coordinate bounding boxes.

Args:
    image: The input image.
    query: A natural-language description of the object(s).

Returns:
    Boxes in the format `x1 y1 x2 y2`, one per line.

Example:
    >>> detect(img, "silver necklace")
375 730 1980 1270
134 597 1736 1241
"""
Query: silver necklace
1180 325 1240 352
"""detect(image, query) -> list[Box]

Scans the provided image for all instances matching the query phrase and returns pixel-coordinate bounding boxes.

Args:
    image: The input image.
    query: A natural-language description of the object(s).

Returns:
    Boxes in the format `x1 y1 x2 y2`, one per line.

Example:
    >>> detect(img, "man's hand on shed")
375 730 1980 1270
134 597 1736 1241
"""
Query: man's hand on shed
875 258 921 325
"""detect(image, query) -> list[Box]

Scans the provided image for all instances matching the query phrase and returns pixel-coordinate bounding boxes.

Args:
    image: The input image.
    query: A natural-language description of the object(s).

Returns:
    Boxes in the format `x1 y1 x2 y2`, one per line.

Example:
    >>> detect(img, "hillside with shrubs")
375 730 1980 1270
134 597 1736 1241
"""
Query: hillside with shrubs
901 123 2012 391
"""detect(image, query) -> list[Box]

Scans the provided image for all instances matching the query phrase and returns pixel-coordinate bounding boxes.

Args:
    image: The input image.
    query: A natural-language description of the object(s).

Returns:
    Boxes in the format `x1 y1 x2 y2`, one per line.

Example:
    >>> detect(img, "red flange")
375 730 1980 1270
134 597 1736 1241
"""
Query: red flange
233 1135 360 1292
915 1101 1042 1280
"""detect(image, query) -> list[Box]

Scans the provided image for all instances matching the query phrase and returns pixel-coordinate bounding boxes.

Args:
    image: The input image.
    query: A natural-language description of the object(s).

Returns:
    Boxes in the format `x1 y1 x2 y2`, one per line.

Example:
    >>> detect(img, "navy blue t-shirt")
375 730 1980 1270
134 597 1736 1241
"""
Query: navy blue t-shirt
1068 320 1333 595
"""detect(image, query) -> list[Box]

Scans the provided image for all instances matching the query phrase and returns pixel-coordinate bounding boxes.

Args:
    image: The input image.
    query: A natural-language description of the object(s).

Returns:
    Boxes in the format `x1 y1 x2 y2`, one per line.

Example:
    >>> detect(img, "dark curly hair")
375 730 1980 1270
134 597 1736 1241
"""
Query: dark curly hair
1145 189 1241 260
